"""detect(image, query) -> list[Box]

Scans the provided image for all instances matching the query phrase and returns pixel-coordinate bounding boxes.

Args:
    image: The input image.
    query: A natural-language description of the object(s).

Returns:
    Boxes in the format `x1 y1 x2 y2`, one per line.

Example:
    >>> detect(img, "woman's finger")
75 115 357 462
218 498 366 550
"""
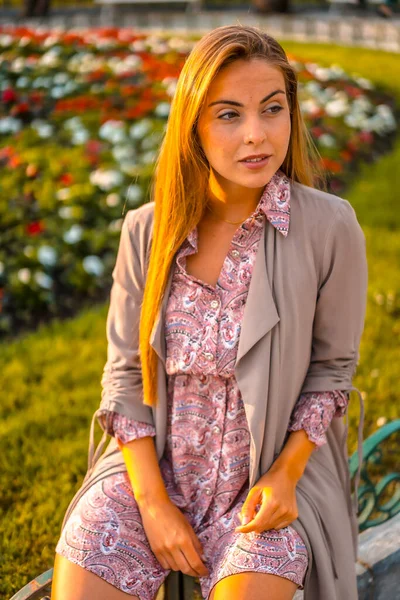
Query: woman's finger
239 488 262 525
157 553 172 571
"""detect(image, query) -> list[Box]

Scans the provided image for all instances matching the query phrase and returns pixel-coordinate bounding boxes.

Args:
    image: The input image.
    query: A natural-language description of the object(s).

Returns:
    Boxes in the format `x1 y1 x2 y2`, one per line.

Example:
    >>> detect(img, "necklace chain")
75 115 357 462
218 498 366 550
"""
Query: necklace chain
207 207 253 226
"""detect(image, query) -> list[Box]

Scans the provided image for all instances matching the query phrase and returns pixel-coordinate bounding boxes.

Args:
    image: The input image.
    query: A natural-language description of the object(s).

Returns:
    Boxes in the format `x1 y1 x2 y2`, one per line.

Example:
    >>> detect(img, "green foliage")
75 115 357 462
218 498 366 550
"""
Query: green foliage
1 42 400 597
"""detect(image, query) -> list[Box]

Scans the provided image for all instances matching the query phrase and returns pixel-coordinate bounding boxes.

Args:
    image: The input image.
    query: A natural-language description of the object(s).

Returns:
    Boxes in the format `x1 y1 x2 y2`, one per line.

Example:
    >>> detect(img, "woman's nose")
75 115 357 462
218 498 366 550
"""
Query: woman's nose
243 119 267 145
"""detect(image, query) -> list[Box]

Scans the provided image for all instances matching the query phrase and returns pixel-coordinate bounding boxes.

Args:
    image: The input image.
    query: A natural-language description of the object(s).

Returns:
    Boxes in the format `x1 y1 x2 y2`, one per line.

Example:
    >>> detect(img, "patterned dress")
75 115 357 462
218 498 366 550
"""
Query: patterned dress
56 170 349 600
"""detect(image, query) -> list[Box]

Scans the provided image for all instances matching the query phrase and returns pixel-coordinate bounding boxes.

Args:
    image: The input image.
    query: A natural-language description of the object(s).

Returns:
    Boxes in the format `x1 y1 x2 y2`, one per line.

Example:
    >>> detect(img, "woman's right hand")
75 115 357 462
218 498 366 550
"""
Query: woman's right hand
138 496 209 578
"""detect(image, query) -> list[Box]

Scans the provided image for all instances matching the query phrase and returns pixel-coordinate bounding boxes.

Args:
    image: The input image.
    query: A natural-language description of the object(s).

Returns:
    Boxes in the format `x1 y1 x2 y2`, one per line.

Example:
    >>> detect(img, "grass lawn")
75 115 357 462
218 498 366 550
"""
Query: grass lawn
1 41 399 597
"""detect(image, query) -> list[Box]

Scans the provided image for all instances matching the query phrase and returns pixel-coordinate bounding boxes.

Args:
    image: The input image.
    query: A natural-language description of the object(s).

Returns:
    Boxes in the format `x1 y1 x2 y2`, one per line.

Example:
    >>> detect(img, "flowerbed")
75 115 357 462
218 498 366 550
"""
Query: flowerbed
0 26 397 338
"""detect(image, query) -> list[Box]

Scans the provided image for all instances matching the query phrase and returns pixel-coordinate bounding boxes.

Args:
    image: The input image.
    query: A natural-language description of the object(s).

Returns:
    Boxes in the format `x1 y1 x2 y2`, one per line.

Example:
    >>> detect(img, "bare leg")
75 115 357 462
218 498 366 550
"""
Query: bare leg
209 571 299 600
51 553 141 600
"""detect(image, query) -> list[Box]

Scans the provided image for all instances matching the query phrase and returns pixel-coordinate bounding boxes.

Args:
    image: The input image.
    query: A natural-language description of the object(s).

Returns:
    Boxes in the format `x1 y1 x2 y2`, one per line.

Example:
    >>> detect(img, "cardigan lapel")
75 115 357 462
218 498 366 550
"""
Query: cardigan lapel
235 220 280 366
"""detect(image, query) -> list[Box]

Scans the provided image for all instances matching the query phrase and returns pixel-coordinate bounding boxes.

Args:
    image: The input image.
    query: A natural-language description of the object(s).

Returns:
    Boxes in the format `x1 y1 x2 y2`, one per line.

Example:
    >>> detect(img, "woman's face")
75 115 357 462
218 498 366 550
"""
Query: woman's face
197 58 291 197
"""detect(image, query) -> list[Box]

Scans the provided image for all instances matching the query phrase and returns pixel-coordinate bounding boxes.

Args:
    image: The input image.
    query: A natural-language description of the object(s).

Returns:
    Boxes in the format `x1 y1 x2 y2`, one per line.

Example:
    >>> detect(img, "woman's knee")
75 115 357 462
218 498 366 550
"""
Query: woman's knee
51 553 140 600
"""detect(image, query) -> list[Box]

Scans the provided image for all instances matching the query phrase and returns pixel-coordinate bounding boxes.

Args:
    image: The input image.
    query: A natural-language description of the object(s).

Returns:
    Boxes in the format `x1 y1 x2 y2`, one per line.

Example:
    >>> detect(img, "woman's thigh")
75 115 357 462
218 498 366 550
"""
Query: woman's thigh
51 554 142 600
197 511 308 600
208 571 298 600
54 472 169 600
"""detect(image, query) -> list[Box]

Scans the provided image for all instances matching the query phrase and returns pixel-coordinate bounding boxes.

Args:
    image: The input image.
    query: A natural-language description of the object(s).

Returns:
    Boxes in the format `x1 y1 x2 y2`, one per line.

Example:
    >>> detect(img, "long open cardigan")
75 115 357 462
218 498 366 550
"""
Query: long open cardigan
62 180 368 600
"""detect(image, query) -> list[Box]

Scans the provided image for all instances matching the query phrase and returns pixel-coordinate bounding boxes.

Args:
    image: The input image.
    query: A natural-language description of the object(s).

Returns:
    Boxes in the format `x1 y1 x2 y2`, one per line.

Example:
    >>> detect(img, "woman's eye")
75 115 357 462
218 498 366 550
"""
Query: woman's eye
266 105 283 114
218 106 283 120
218 111 238 120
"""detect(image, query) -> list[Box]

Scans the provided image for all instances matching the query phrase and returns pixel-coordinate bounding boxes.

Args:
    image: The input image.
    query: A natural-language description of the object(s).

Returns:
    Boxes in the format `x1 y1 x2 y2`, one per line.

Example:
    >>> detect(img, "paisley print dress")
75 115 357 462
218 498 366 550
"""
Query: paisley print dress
56 170 349 600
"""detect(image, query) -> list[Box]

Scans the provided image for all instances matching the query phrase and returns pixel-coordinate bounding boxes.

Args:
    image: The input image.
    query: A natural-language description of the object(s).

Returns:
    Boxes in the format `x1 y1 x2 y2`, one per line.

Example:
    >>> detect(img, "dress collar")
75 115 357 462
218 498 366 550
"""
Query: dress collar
186 169 291 250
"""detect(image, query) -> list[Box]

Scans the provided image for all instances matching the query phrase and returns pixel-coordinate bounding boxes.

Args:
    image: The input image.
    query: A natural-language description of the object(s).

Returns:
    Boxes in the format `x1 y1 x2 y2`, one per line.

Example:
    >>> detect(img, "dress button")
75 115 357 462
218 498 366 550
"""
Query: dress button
231 249 240 258
212 425 221 435
210 300 219 309
204 488 212 496
204 352 214 361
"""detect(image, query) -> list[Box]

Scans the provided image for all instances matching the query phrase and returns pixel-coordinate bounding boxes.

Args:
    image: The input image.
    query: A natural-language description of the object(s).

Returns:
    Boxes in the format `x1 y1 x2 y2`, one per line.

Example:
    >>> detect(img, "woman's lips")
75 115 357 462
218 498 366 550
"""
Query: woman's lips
239 156 271 170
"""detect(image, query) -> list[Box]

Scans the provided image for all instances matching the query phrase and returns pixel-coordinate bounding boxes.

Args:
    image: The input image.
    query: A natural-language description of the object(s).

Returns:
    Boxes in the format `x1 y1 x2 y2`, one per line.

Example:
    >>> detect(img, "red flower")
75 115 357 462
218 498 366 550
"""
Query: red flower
359 131 374 144
2 88 17 103
59 172 74 185
26 221 45 236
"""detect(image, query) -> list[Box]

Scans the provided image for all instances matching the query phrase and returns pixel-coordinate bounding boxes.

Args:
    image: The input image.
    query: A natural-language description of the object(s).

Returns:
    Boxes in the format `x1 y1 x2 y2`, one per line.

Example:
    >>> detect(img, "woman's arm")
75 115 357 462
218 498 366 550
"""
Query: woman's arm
268 429 316 483
119 436 170 507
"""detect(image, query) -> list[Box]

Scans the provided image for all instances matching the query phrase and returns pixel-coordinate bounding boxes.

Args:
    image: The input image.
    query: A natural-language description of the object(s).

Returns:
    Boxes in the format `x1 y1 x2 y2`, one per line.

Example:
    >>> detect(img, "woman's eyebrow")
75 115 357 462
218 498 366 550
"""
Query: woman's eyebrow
207 89 285 108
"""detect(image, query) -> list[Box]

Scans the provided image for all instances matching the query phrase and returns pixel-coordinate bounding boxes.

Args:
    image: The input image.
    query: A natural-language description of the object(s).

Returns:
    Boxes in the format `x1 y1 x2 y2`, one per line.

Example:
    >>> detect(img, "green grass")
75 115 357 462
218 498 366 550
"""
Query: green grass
1 42 400 597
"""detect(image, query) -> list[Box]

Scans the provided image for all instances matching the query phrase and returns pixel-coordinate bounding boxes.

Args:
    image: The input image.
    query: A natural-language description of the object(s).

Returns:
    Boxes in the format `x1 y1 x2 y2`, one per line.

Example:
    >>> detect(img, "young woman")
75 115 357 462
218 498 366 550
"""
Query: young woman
52 25 368 600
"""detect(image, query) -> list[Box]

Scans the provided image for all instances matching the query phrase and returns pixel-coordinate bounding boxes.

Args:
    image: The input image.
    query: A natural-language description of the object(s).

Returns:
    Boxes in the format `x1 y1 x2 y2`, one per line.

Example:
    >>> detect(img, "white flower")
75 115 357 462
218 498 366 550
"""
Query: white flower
50 86 67 99
99 120 127 144
376 104 397 132
130 40 146 52
106 193 121 207
140 150 157 165
63 224 83 244
53 72 69 85
58 206 74 219
90 168 124 191
64 117 83 131
18 268 31 284
0 34 14 47
43 35 61 48
31 119 54 138
10 57 25 73
112 144 136 163
39 50 60 68
16 76 30 88
300 99 320 116
129 119 153 140
83 255 104 277
318 134 336 148
125 184 143 205
0 117 22 134
154 102 170 118
71 129 90 145
354 76 374 90
325 97 349 117
38 245 57 267
35 271 53 289
56 188 71 201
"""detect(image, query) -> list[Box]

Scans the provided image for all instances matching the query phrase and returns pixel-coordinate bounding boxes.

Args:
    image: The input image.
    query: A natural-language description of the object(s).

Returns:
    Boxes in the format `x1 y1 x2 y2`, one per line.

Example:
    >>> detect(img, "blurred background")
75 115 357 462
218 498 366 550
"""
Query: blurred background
0 2 399 598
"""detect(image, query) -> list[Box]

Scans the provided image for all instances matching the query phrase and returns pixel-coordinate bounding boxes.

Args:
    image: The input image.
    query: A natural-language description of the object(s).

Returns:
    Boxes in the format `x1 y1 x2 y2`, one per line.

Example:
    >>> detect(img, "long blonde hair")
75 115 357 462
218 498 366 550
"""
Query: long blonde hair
139 25 326 407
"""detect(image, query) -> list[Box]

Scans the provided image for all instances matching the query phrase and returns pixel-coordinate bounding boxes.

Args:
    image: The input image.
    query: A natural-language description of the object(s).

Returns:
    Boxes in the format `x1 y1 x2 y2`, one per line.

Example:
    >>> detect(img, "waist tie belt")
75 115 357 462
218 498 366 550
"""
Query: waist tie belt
86 408 109 482
341 385 365 516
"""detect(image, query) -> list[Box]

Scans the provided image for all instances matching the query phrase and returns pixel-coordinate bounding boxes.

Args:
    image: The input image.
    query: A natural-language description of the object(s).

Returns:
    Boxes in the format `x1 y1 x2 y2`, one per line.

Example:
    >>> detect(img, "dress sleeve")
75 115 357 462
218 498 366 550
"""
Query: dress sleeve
287 390 350 448
97 409 156 446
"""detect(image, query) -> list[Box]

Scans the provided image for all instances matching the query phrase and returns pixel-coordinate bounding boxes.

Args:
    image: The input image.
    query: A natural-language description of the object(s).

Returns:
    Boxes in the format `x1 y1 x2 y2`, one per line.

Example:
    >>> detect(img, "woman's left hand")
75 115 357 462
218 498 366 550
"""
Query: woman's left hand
234 467 299 534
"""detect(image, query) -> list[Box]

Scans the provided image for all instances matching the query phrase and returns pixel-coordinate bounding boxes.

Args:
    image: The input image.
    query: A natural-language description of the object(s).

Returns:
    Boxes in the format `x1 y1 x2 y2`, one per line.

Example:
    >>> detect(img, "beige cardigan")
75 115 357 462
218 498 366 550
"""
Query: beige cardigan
63 180 368 599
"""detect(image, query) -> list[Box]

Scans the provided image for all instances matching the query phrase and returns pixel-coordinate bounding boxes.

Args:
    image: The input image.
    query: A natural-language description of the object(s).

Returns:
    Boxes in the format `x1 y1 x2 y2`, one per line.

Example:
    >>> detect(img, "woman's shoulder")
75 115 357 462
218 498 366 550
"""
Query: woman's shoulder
290 180 356 220
124 201 155 230
290 180 359 228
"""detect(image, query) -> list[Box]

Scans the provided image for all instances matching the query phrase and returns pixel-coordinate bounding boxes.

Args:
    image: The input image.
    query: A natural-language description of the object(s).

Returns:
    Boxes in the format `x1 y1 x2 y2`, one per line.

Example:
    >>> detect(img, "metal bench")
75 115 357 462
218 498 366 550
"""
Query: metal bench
11 419 400 600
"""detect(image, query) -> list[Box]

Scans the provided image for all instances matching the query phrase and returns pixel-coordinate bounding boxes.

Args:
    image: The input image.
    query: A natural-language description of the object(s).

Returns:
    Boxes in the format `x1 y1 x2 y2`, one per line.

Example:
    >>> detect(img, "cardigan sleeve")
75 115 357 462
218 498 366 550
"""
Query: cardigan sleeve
98 209 155 426
299 199 368 395
288 390 350 448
